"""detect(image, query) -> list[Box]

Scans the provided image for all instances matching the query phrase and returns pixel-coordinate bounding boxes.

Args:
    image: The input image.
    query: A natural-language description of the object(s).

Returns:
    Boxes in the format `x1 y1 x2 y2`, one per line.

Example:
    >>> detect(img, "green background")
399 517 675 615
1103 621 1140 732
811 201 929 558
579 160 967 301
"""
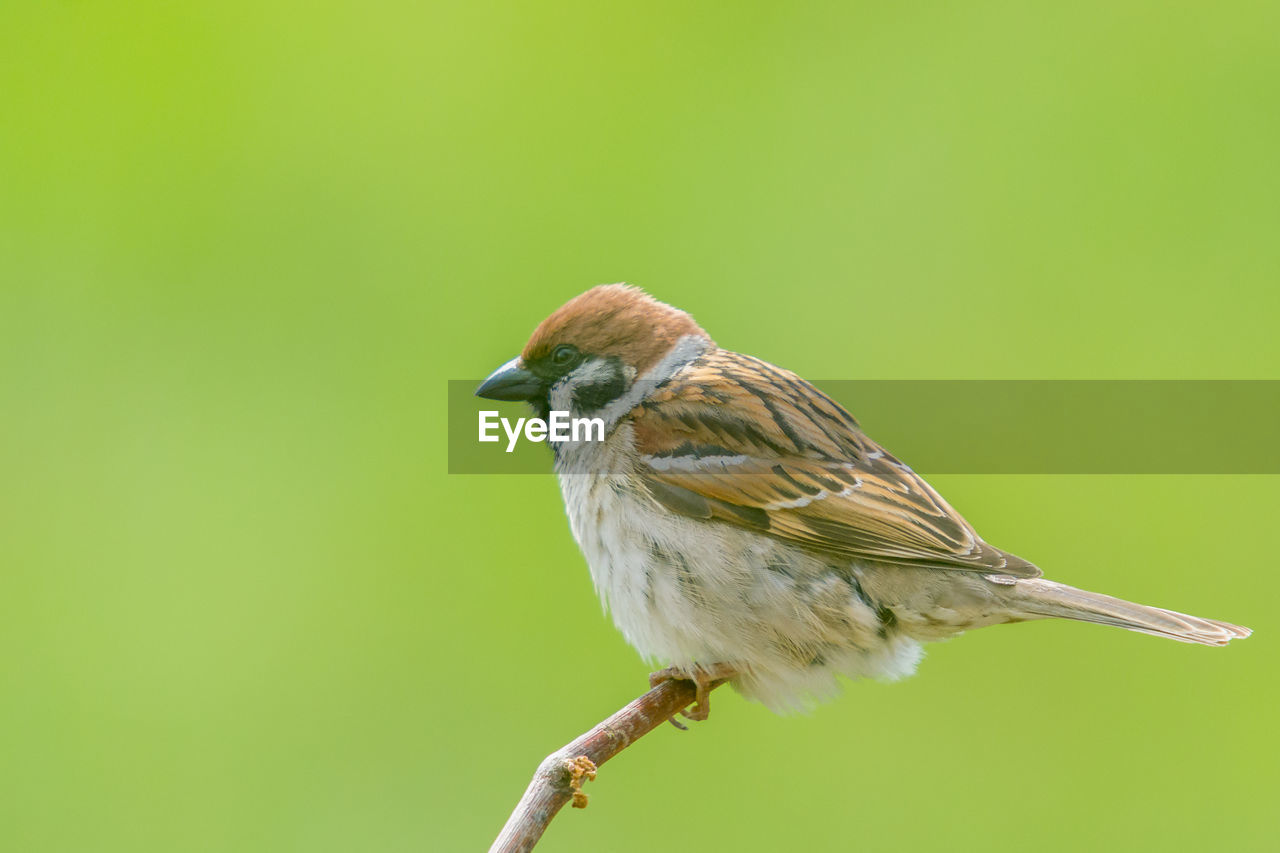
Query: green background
2 2 1276 851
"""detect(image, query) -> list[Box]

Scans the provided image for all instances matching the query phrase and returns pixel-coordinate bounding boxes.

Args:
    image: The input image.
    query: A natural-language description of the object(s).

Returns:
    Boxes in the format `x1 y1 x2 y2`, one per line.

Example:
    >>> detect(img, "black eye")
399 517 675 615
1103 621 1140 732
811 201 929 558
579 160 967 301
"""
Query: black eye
551 344 580 368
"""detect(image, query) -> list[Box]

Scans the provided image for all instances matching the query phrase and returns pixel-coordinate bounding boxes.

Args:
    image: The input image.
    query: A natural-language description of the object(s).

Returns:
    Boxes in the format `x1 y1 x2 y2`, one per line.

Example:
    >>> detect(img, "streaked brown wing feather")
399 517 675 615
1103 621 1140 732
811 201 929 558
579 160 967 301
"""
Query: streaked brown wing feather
631 351 1040 577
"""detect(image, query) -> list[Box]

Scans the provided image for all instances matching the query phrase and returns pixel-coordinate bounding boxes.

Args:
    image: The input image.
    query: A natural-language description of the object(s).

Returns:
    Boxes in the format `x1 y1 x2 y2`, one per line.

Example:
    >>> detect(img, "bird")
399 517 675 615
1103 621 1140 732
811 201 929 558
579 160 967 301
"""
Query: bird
475 284 1251 717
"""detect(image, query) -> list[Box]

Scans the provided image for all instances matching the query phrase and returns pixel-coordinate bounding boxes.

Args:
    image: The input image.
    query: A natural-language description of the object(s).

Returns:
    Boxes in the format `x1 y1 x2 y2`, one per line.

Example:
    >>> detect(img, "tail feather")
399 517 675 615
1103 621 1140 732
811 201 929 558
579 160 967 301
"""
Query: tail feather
1013 579 1251 647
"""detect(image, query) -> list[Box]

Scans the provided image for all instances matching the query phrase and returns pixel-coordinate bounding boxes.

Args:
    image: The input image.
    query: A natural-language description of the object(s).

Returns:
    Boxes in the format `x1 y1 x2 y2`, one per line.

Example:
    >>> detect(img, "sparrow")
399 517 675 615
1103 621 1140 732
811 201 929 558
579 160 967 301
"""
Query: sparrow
476 284 1251 717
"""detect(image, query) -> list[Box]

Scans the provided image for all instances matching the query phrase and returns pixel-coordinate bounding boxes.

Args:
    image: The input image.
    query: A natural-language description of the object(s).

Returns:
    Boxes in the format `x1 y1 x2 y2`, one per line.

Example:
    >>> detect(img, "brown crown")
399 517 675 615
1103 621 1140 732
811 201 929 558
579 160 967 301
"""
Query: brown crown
522 284 712 374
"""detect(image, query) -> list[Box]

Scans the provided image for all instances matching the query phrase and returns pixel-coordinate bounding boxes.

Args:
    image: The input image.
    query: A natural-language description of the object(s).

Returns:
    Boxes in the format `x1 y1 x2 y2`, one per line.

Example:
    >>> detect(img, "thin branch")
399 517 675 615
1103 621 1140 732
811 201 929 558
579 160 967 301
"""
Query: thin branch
489 677 727 853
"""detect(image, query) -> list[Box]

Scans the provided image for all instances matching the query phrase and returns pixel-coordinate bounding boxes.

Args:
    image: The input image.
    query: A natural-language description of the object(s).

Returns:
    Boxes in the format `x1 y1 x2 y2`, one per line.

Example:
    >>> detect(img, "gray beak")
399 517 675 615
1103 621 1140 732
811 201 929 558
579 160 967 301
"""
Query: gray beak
475 357 545 401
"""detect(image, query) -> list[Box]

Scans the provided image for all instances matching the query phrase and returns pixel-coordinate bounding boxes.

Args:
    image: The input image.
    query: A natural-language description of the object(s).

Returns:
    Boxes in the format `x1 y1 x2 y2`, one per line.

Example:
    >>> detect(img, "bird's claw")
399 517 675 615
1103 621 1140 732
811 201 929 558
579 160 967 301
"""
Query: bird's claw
648 663 738 725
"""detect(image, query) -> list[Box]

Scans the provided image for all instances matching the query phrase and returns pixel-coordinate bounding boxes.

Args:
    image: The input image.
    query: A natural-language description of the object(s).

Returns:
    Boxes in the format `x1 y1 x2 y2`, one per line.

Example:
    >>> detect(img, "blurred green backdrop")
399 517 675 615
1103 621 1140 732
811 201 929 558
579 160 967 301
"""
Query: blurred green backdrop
2 2 1277 851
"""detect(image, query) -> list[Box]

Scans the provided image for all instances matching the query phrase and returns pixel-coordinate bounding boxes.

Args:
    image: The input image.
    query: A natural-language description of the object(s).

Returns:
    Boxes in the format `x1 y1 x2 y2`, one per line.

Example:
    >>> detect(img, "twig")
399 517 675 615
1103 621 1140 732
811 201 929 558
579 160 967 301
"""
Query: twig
488 677 727 853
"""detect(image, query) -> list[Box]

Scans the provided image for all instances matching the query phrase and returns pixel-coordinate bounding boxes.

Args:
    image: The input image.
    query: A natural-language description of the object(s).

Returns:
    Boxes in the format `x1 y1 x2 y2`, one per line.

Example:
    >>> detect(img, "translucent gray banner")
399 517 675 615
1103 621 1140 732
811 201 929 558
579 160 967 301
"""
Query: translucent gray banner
448 380 1280 474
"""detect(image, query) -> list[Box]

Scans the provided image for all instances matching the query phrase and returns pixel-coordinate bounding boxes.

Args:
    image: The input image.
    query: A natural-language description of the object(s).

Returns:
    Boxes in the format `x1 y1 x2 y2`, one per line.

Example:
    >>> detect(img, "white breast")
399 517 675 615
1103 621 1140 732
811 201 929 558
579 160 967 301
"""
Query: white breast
553 425 924 713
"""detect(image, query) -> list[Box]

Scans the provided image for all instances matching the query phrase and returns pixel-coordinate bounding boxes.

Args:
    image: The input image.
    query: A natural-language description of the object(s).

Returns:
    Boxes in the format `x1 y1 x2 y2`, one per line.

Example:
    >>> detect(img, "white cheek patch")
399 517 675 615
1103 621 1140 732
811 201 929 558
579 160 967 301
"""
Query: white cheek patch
550 358 627 414
548 377 575 413
552 335 710 465
574 358 624 390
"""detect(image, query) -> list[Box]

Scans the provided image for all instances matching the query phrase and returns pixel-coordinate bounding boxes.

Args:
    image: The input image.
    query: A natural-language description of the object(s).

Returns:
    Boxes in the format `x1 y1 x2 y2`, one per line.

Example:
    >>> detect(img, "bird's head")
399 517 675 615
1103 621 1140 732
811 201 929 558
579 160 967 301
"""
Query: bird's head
475 284 713 420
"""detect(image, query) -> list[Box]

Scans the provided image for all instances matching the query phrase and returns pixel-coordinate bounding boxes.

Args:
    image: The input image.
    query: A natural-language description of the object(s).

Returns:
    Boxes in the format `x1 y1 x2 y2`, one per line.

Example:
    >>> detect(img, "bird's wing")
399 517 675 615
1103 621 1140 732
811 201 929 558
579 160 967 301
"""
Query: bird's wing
629 350 1040 577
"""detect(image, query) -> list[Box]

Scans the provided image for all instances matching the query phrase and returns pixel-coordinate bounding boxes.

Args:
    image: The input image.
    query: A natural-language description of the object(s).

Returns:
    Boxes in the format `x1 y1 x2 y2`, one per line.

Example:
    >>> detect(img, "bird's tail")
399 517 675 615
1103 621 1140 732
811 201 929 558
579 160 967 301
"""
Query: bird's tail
1011 579 1251 647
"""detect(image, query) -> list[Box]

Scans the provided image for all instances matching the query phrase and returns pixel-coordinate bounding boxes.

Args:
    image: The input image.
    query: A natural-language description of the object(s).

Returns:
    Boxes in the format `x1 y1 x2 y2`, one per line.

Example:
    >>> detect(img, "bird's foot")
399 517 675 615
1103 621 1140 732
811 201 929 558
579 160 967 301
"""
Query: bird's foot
649 662 738 724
